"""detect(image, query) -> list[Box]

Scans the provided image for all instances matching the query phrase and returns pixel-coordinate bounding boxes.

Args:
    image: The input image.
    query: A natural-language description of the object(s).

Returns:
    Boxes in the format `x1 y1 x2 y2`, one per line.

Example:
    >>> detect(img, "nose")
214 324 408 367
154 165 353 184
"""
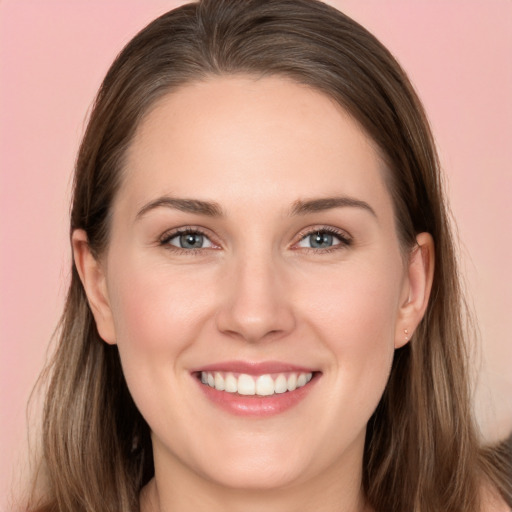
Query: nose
215 253 296 343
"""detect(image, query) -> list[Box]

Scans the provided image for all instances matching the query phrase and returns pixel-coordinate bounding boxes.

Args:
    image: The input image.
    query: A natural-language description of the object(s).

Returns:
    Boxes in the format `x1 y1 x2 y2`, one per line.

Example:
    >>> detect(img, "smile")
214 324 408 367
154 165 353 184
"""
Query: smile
200 371 314 396
193 362 320 416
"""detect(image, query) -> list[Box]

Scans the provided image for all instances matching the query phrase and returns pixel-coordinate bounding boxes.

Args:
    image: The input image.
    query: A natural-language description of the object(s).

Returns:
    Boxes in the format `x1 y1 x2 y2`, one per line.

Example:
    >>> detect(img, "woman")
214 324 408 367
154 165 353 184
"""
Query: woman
24 0 511 510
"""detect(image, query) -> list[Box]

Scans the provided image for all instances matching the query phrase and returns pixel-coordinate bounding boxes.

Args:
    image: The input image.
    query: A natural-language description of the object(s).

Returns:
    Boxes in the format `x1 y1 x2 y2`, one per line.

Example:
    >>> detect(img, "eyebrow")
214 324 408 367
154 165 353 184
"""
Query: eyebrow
136 197 224 219
135 194 376 220
290 196 377 217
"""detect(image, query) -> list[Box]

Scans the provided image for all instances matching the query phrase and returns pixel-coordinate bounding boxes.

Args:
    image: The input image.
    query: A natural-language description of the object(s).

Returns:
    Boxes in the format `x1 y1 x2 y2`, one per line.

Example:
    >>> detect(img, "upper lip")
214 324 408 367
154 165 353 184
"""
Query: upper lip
191 360 318 375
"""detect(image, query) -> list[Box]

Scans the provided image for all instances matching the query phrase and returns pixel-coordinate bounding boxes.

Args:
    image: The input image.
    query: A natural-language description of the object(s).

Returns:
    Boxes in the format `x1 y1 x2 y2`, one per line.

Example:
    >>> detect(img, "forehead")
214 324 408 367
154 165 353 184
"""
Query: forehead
119 75 392 220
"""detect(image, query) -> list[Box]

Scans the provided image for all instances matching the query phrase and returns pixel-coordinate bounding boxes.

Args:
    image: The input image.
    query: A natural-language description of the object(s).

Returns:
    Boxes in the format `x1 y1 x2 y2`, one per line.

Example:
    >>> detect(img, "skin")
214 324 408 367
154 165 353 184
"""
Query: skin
73 76 434 512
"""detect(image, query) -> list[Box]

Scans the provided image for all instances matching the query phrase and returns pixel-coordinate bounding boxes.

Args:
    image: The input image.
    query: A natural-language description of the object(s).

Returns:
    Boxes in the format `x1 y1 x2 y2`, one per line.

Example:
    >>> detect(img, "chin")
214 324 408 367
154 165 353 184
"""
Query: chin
182 434 310 490
202 459 305 491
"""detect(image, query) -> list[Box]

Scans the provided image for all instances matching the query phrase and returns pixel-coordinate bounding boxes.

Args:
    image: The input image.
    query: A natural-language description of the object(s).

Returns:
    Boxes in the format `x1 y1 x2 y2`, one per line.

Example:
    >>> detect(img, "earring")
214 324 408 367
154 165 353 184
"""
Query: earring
404 328 409 341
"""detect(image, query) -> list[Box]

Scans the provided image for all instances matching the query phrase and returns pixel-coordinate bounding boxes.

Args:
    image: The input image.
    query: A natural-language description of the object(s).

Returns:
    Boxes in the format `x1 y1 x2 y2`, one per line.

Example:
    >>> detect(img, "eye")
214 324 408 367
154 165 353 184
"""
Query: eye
296 228 351 250
161 229 214 250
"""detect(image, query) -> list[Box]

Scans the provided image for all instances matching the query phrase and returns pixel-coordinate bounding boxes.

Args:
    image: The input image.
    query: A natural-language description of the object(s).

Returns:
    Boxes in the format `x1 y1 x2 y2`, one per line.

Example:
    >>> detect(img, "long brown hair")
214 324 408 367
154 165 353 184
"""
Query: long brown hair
26 1 511 510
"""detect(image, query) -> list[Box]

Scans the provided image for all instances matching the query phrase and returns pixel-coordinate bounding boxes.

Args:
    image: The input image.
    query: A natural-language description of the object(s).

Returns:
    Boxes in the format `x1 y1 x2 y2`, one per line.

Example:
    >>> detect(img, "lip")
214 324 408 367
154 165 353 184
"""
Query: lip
191 360 321 417
191 360 317 375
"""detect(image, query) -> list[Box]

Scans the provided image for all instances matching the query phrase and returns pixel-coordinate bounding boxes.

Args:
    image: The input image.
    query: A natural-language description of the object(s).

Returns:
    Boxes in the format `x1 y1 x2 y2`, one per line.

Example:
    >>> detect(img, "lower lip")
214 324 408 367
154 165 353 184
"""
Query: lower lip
195 374 319 417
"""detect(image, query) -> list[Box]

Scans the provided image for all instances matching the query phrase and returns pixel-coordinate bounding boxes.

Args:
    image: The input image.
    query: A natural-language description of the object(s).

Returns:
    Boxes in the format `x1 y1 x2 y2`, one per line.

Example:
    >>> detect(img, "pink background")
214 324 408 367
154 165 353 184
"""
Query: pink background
1 0 511 506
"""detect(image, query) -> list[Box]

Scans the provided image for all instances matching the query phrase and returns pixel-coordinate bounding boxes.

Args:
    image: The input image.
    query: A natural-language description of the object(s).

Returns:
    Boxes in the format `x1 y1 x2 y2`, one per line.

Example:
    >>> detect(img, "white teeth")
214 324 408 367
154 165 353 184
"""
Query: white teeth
255 374 275 396
297 373 307 387
199 371 314 396
274 374 288 394
287 373 297 391
237 374 256 395
214 372 225 391
224 373 237 393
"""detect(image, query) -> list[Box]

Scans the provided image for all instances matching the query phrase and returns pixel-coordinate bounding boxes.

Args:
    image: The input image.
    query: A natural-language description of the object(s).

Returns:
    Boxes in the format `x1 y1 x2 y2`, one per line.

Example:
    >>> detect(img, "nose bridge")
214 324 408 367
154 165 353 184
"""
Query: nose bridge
216 245 295 342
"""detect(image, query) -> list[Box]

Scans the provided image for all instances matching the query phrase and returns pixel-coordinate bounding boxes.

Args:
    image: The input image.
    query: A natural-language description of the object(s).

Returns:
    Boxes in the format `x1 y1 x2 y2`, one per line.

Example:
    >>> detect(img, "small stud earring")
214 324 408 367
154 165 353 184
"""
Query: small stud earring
404 328 409 341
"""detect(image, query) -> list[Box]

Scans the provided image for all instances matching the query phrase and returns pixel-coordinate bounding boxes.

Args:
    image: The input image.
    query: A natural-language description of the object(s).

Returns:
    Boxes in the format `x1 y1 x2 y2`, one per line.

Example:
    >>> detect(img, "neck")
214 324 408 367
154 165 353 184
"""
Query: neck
140 442 371 512
141 479 369 512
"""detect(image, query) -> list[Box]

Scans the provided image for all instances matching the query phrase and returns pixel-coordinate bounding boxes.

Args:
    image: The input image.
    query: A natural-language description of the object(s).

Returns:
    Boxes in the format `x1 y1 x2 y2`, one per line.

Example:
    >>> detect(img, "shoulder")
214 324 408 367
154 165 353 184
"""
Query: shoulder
480 483 511 512
480 499 511 512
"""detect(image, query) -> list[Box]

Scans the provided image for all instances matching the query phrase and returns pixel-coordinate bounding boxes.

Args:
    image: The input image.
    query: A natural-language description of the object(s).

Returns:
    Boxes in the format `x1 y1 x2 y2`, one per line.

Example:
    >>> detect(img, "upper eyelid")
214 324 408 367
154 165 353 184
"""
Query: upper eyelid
294 225 352 242
159 226 214 242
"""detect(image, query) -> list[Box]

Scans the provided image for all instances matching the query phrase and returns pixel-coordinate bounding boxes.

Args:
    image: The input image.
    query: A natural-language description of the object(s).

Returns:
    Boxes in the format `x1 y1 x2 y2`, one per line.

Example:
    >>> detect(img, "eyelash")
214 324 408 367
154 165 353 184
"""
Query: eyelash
159 227 216 256
158 226 352 254
294 226 352 254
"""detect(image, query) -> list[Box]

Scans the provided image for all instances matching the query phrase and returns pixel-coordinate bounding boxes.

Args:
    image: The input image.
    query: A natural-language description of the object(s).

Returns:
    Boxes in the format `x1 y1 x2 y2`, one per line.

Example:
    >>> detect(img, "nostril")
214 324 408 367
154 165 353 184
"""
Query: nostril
215 303 296 343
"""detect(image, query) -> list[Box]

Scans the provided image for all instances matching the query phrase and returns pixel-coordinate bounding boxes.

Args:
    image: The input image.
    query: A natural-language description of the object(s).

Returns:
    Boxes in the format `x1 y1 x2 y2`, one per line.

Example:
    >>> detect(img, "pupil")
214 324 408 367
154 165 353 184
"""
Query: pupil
311 232 332 248
180 233 203 248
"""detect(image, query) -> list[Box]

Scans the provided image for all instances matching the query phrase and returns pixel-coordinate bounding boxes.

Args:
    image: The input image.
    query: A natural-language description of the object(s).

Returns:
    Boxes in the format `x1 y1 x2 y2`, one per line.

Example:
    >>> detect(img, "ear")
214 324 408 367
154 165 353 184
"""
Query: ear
72 229 117 345
395 232 435 348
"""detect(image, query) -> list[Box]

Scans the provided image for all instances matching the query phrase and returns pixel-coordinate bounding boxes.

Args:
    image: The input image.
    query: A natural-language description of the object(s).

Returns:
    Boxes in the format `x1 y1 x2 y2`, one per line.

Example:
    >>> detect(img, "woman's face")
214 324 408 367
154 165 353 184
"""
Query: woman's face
79 76 428 492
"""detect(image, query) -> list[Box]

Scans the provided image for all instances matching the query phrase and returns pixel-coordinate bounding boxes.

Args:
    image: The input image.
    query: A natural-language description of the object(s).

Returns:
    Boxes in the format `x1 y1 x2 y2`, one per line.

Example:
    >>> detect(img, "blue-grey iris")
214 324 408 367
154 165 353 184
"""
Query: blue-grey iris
310 232 334 248
180 233 204 249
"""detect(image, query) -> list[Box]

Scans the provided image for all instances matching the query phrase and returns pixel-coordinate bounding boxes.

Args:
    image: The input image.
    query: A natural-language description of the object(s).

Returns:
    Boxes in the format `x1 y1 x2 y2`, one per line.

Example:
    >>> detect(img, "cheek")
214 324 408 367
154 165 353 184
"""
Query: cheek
104 257 220 430
104 257 218 414
299 258 402 406
303 258 402 346
108 259 212 352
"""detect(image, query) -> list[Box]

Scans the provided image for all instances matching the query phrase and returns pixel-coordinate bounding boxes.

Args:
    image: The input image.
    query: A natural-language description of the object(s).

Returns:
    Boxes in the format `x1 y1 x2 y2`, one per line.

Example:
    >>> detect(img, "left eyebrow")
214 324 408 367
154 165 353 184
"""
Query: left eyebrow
290 196 377 218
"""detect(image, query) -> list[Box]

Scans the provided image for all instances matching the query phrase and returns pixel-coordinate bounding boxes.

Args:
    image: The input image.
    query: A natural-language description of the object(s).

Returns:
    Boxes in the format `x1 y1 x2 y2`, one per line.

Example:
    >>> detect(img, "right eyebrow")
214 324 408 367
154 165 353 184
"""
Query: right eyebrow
135 196 224 220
